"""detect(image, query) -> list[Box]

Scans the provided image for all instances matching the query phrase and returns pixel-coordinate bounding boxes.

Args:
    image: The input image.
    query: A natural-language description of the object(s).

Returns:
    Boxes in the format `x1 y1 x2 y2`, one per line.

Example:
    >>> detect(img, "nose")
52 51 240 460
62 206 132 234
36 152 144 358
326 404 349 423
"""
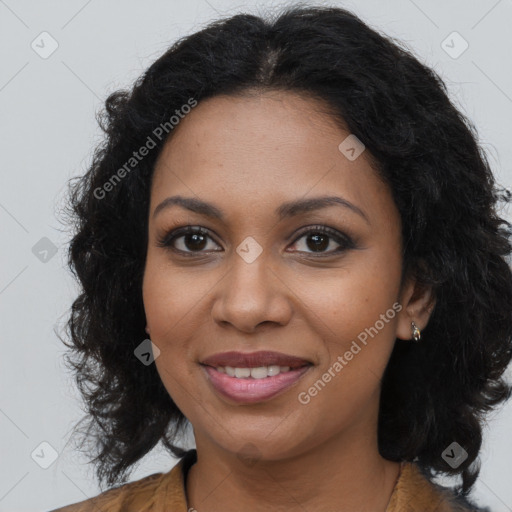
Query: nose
210 250 293 334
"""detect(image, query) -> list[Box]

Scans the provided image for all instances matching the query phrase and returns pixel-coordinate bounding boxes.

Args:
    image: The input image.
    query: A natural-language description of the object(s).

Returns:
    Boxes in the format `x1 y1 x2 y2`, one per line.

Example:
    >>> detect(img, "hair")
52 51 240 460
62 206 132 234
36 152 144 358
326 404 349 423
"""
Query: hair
60 2 512 500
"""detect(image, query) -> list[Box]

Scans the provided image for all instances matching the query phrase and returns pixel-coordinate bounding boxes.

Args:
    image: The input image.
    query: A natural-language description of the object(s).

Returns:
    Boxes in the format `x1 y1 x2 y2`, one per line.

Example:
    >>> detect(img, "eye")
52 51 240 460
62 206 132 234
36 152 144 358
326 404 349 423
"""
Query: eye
288 225 355 256
156 226 221 255
156 225 355 257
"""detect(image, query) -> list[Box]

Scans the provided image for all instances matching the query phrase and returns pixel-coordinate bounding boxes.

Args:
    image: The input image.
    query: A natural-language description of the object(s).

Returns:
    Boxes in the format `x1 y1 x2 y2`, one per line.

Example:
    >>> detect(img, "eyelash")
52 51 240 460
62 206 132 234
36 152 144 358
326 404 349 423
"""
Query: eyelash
156 225 356 258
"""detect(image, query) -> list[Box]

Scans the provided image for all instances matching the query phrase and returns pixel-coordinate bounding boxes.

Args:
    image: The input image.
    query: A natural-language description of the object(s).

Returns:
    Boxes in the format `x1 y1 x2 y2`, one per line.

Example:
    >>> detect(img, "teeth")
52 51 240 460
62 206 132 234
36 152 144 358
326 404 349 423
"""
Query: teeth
215 365 295 378
234 367 251 378
250 367 268 379
267 365 281 376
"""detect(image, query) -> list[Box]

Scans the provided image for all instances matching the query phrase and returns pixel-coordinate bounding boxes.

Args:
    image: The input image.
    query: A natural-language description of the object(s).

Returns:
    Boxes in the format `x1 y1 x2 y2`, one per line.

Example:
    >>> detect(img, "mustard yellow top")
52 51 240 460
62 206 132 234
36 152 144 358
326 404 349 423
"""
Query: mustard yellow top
49 450 483 512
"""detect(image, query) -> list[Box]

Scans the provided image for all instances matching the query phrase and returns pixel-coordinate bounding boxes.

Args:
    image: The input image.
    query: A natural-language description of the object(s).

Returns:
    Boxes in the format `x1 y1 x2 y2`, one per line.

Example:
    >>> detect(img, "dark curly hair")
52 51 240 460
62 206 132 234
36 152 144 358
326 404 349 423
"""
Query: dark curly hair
59 3 512 499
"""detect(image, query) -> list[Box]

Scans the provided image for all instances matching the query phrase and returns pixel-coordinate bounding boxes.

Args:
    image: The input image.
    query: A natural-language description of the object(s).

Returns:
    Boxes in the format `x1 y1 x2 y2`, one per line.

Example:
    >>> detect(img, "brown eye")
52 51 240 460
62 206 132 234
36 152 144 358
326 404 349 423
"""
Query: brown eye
305 232 330 252
157 224 356 258
157 227 221 254
288 225 355 256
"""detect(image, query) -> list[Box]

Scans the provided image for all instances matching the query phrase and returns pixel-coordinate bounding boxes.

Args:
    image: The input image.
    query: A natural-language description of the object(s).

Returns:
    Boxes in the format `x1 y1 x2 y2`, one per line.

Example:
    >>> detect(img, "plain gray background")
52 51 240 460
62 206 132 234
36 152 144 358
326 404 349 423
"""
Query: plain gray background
1 0 511 511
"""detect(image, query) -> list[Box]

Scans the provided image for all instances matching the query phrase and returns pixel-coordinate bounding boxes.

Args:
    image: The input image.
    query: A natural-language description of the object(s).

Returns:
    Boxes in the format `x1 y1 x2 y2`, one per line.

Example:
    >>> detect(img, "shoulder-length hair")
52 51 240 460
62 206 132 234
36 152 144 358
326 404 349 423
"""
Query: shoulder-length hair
61 4 512 496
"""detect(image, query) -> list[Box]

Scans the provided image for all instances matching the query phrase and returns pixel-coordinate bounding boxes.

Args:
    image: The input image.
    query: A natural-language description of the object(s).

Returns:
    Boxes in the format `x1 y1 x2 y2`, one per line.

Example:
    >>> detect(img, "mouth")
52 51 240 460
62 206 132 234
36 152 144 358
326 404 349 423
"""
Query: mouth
200 351 313 404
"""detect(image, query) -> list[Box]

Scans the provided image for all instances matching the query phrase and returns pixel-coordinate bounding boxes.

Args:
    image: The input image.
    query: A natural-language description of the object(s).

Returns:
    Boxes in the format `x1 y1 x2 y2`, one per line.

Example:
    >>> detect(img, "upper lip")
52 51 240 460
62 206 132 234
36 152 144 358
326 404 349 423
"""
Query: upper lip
201 351 312 369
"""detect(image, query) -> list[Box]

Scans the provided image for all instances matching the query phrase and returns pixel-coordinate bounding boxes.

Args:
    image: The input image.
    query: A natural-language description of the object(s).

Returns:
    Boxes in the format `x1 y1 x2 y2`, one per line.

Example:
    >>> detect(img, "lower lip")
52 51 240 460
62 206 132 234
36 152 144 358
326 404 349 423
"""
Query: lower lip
202 365 312 404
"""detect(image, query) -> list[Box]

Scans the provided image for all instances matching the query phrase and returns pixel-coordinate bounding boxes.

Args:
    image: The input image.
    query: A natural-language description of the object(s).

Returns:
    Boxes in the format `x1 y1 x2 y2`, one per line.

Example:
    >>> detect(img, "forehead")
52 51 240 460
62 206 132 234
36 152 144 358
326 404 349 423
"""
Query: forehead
155 90 351 172
150 91 397 227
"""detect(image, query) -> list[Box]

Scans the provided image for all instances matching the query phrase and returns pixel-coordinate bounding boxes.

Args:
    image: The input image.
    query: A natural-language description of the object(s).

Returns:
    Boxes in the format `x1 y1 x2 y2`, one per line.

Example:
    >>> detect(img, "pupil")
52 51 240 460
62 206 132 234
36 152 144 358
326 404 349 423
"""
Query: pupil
308 233 328 252
186 233 207 251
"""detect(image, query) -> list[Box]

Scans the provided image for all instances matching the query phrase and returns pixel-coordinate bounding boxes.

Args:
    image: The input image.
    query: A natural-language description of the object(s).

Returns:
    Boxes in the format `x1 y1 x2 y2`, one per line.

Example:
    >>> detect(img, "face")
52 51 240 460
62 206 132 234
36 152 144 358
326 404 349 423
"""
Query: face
142 90 410 462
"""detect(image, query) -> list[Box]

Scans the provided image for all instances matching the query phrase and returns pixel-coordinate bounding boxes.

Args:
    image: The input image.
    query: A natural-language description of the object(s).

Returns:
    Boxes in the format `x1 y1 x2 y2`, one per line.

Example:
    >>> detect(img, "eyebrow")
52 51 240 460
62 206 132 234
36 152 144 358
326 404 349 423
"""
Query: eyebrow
152 194 369 224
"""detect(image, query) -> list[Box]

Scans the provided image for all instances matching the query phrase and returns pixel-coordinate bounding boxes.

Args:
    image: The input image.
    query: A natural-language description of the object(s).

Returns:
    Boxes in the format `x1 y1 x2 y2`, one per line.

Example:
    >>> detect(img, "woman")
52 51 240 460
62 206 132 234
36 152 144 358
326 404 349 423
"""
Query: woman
52 5 512 512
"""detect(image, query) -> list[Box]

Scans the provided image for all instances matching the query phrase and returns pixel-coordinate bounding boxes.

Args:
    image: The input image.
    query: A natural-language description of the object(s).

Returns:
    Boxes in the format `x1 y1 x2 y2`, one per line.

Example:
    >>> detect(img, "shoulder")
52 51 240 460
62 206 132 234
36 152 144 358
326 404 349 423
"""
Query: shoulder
49 449 196 512
48 468 175 512
48 472 165 512
389 462 491 512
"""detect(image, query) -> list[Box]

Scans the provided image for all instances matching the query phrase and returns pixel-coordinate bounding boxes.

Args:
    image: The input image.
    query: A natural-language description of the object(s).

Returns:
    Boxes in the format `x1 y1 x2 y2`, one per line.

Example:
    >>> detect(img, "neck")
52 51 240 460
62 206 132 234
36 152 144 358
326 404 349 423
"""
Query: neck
185 422 401 512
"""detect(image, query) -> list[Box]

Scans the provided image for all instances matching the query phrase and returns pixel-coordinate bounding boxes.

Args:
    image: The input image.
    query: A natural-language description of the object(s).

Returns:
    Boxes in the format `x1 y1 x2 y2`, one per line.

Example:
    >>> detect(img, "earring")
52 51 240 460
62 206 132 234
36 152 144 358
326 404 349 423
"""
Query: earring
411 321 421 342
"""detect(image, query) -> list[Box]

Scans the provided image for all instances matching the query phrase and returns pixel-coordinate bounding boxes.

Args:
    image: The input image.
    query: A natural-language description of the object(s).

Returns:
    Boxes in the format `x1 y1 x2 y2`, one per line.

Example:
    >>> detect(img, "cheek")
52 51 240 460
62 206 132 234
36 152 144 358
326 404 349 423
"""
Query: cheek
291 253 402 411
142 255 210 336
295 284 400 437
142 256 212 406
294 256 401 344
142 262 197 415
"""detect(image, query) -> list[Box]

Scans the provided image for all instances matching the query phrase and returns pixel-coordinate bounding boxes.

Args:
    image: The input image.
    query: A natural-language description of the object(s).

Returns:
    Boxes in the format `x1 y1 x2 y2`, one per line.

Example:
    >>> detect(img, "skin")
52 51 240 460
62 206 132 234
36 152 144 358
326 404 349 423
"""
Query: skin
142 90 435 512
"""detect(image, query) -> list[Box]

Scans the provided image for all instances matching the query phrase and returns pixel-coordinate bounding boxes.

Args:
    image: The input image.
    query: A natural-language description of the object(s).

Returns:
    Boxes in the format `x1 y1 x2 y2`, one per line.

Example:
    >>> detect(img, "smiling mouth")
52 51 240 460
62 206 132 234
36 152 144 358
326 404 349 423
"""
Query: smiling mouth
200 351 313 404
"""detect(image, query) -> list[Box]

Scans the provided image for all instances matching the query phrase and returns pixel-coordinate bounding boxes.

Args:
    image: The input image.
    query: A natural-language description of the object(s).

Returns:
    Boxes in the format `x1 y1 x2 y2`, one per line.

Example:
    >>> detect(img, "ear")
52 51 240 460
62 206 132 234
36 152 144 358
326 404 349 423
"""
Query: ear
145 325 151 335
395 272 436 341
